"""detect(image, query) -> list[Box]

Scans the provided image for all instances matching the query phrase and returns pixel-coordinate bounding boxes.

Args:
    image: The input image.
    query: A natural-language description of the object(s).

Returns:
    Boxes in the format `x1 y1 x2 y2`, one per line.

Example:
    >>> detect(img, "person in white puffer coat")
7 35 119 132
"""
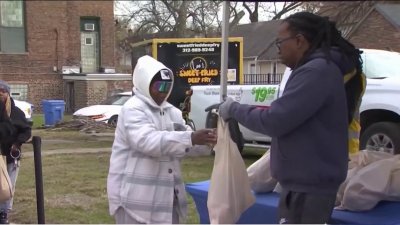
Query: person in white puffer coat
107 55 217 224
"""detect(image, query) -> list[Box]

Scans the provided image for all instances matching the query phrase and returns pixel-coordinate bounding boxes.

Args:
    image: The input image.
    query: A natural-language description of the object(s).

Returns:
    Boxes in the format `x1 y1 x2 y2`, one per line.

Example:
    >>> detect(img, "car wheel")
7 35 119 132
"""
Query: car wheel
108 115 118 127
360 122 400 155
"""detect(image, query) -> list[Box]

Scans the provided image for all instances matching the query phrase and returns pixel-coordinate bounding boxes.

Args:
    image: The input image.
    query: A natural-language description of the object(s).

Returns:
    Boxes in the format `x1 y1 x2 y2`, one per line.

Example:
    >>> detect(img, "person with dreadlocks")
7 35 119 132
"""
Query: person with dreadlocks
0 80 31 224
219 12 365 224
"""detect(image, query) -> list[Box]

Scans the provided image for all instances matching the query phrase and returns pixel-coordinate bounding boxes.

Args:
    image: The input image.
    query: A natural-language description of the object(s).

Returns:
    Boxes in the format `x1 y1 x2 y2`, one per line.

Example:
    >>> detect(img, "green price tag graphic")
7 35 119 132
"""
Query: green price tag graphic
251 87 276 102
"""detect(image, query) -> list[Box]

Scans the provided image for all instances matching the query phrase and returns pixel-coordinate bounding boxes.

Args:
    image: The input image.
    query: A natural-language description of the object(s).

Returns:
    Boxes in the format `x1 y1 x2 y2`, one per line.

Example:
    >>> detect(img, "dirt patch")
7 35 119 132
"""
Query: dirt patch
46 193 96 210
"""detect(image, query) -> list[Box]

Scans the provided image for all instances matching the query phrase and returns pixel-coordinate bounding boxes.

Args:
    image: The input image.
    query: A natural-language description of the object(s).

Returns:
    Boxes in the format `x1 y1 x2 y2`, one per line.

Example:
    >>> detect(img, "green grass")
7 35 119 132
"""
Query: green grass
31 114 73 129
13 126 266 223
10 151 262 224
13 153 113 224
12 139 264 223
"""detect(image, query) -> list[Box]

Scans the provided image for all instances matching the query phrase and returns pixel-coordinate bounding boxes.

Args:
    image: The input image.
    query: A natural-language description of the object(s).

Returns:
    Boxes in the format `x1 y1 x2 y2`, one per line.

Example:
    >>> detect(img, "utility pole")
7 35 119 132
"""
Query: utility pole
220 0 229 102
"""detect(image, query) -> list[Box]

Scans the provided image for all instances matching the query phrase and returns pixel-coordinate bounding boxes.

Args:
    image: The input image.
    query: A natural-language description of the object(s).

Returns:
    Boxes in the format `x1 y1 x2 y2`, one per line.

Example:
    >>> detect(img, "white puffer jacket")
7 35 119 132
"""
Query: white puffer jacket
107 55 195 223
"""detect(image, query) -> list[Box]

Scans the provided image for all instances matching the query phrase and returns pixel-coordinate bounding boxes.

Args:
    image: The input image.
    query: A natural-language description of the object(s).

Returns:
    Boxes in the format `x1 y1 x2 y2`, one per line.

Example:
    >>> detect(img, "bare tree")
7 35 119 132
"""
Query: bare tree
269 2 303 20
242 1 259 22
116 0 224 37
189 1 224 37
115 0 308 39
299 2 322 14
237 1 304 22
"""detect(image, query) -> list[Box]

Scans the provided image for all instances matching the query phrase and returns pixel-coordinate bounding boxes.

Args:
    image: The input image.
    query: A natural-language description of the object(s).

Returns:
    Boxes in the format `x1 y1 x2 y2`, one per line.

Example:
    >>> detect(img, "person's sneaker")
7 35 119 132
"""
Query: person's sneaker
0 212 9 224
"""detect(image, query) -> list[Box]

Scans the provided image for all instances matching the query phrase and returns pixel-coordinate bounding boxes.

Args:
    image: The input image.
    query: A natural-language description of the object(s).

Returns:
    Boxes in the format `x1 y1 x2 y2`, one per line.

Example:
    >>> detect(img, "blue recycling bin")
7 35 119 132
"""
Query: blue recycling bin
42 100 65 127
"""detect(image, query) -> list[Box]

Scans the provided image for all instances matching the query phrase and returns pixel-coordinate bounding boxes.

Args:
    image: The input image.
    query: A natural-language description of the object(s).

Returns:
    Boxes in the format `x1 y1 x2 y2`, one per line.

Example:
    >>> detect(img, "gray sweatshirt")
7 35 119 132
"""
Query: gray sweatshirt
230 49 353 194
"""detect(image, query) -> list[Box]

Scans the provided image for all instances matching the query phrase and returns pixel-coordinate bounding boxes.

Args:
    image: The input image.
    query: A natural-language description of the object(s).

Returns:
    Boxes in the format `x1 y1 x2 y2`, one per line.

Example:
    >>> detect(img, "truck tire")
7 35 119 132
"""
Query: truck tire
360 122 400 155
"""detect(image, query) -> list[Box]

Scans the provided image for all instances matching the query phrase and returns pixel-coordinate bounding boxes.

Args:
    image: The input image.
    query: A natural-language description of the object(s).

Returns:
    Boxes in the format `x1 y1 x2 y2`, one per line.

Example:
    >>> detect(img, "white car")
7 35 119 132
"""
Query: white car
14 99 34 124
191 48 400 154
73 92 132 126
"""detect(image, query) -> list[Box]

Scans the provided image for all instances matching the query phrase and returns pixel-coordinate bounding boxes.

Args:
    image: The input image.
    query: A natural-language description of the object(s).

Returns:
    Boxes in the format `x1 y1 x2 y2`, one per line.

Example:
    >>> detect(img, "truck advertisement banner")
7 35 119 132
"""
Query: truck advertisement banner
155 39 242 109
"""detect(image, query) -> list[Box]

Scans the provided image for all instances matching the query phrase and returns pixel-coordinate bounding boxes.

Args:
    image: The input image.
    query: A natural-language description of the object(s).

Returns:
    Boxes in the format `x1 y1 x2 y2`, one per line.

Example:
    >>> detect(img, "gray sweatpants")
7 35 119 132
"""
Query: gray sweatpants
277 188 337 224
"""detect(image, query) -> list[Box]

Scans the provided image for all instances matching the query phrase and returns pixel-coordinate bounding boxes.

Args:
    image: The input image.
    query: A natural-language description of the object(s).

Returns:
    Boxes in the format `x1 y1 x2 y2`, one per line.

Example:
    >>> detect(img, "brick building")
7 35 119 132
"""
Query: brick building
0 1 131 113
347 3 400 52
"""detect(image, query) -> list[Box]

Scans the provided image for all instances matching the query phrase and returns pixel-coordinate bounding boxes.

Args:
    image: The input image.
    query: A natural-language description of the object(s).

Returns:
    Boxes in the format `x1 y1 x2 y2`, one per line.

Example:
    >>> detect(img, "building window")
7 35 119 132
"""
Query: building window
0 0 25 53
85 37 93 45
80 18 100 73
9 84 28 101
250 63 256 74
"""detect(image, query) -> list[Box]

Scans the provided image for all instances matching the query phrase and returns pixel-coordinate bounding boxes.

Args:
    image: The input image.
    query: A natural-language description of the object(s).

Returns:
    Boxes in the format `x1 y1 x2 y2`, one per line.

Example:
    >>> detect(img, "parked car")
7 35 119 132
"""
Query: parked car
358 49 400 154
73 92 132 126
191 48 400 154
14 99 34 125
279 49 400 154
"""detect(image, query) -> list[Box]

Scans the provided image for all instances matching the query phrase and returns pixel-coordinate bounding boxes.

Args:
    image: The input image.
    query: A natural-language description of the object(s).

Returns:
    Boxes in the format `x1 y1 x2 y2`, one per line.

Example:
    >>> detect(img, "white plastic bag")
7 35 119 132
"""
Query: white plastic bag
336 150 394 207
247 151 278 193
336 154 400 211
207 118 255 224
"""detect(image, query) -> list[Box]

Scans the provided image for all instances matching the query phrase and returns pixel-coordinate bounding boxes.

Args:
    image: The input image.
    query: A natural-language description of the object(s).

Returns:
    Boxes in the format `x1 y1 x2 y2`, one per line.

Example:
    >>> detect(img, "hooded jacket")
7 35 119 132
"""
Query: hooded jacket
228 48 352 194
107 55 195 223
0 98 31 163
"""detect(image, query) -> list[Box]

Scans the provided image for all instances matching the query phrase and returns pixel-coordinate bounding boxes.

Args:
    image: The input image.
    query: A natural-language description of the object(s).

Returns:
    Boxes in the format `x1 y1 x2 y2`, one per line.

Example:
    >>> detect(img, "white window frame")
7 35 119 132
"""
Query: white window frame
0 0 25 53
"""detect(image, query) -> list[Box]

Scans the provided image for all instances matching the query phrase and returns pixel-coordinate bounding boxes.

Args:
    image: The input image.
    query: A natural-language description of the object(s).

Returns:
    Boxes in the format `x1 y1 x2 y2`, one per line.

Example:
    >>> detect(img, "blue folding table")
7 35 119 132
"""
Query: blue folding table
186 180 400 224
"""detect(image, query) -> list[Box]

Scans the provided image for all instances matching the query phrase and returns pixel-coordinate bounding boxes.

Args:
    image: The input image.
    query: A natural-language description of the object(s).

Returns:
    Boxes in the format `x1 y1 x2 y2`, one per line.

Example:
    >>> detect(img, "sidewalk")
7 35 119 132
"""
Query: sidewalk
23 147 111 157
23 145 212 158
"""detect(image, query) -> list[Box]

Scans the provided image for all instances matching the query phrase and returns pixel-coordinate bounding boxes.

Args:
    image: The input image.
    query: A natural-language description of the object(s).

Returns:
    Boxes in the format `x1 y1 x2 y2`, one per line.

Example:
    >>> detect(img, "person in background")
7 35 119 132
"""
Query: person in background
0 99 14 143
107 55 217 224
219 12 364 224
0 80 32 224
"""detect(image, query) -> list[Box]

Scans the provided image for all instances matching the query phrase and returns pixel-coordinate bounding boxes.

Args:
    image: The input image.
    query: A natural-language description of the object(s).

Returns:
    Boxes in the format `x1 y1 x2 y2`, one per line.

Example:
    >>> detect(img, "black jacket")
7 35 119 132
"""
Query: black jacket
0 98 32 164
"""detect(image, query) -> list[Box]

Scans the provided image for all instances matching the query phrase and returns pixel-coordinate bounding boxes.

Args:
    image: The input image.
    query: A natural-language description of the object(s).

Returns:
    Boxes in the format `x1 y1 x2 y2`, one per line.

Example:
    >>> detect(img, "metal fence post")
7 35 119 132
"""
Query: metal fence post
32 136 45 224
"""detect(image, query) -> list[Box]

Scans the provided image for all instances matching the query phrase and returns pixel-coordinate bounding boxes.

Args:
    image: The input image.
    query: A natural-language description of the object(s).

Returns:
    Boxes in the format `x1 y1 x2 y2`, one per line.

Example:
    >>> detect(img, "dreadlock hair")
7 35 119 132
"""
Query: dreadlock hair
284 12 364 124
284 12 362 73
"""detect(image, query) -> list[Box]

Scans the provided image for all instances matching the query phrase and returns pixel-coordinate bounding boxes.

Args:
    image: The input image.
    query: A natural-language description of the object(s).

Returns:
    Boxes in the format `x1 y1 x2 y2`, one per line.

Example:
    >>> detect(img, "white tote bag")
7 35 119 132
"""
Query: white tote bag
335 150 394 206
247 151 278 193
337 155 400 211
207 118 255 224
0 157 13 202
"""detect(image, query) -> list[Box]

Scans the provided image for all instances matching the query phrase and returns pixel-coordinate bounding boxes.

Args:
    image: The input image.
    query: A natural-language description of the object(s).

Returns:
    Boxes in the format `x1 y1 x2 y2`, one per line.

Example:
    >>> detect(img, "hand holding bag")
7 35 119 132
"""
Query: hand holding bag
0 156 13 202
207 118 255 224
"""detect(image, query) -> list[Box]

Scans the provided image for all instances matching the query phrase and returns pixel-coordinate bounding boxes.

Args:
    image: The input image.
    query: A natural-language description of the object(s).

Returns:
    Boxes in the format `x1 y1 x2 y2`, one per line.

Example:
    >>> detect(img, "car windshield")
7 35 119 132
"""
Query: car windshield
363 50 400 79
100 94 131 105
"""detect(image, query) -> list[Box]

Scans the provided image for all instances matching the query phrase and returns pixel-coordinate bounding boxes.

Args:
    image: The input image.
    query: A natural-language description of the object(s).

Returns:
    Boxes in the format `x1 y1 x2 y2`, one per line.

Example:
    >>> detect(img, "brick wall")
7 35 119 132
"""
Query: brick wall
85 80 132 107
62 76 132 113
349 10 400 52
0 1 115 113
72 80 88 112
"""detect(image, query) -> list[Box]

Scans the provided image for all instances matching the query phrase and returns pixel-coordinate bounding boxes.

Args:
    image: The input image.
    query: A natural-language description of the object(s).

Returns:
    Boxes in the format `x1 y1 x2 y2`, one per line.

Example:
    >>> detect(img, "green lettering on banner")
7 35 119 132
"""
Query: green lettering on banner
251 87 277 102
